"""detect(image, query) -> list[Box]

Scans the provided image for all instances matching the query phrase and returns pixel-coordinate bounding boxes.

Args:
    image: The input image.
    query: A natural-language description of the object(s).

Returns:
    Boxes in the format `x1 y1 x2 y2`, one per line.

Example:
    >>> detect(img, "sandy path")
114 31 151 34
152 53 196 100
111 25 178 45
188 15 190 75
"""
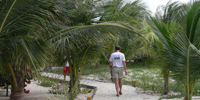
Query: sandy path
0 80 54 100
1 72 200 100
41 72 160 100
79 79 160 100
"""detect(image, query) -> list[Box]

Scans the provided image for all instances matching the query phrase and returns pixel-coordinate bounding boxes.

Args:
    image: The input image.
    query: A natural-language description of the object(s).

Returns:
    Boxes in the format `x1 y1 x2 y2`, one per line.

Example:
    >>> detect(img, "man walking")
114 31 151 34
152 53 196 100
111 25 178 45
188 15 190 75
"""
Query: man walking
109 45 127 97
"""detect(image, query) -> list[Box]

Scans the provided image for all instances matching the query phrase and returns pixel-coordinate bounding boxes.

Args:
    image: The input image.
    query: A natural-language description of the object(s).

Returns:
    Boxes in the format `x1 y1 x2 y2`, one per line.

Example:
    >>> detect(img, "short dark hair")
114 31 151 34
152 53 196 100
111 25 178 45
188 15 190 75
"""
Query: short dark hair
115 45 120 50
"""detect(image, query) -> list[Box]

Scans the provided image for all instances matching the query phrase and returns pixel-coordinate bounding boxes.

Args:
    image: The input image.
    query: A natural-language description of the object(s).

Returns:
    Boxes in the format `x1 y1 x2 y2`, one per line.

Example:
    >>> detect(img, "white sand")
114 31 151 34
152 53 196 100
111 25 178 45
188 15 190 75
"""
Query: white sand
41 72 160 100
1 72 200 100
78 79 160 100
0 80 54 100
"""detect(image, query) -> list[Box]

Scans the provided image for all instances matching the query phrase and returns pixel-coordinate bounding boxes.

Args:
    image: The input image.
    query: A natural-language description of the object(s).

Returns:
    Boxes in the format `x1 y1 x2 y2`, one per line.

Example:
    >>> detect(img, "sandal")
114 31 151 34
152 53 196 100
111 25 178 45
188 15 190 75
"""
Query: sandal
116 94 119 97
119 92 122 95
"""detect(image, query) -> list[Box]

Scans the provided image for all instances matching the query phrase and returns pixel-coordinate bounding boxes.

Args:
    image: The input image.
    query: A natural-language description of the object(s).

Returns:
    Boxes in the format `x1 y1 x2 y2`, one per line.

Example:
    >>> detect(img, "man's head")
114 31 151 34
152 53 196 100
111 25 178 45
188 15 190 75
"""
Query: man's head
115 45 120 51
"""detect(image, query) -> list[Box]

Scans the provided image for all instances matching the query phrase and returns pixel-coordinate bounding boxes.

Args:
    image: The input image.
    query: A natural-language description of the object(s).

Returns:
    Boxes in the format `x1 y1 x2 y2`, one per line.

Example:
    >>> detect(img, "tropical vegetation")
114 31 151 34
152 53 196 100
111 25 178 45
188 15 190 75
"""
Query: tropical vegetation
148 1 200 100
1 0 200 100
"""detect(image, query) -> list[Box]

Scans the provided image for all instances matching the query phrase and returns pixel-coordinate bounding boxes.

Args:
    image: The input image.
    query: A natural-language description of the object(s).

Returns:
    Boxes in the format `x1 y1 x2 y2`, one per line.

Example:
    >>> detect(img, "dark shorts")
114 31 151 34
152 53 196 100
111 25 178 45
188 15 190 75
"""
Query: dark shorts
64 66 70 73
112 67 123 78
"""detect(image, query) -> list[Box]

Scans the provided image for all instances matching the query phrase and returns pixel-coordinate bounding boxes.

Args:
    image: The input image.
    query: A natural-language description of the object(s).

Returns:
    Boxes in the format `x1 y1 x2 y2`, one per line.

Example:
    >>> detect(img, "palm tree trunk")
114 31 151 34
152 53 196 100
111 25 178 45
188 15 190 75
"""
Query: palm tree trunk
184 90 192 100
10 70 25 100
6 83 8 96
69 64 81 100
69 73 75 92
184 82 196 100
69 64 76 100
69 63 75 92
163 70 169 95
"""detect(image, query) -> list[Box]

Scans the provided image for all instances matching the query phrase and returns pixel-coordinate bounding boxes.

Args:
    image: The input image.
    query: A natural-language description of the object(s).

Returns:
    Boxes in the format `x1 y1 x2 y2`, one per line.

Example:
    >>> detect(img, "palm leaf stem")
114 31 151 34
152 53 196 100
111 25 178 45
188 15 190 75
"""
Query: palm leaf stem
101 51 109 62
49 23 144 42
191 80 196 99
0 0 17 33
21 39 39 78
186 46 190 100
2 14 24 32
76 45 90 89
8 64 16 88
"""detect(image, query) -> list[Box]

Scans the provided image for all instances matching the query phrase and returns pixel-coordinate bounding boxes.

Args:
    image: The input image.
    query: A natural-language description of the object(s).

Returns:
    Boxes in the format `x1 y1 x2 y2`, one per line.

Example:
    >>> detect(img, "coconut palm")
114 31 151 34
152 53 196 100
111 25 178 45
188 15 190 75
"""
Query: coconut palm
0 0 147 100
0 0 62 99
61 0 100 25
98 0 149 60
38 0 146 99
49 21 145 99
148 1 200 99
149 1 185 94
37 0 147 99
99 0 148 24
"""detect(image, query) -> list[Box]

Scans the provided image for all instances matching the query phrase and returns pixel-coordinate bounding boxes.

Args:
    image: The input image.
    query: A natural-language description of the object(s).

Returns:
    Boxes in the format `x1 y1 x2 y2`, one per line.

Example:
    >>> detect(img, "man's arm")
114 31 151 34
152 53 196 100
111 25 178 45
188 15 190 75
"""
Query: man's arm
64 61 66 67
123 61 127 75
109 54 112 68
109 61 112 68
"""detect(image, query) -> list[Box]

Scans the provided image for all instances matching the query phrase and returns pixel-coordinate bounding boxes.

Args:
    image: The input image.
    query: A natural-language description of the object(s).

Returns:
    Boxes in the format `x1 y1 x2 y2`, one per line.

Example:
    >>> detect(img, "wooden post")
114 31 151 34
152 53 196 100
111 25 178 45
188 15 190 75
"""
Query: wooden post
132 80 136 87
87 96 92 100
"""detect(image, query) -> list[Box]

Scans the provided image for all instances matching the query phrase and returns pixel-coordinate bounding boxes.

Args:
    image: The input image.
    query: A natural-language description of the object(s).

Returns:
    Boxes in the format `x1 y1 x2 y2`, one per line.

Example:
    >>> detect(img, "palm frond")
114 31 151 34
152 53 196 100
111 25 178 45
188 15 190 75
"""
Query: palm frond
185 1 200 45
50 23 142 51
148 1 200 99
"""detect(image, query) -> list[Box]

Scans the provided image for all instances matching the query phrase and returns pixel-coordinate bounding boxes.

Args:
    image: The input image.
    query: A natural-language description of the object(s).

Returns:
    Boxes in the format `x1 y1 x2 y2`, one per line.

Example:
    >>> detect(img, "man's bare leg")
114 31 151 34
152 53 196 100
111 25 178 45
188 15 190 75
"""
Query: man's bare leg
115 78 119 96
119 78 122 94
64 73 66 81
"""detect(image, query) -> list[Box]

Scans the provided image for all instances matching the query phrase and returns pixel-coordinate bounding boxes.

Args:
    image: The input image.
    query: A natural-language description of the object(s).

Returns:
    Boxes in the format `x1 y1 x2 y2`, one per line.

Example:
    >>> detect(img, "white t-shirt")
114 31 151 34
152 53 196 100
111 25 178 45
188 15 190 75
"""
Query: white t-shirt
65 61 69 67
64 56 69 67
109 52 126 67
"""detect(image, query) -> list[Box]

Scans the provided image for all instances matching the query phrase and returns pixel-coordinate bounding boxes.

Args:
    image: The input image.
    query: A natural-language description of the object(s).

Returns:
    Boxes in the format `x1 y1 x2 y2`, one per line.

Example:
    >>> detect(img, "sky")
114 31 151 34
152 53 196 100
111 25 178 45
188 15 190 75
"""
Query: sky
143 0 189 14
126 0 190 14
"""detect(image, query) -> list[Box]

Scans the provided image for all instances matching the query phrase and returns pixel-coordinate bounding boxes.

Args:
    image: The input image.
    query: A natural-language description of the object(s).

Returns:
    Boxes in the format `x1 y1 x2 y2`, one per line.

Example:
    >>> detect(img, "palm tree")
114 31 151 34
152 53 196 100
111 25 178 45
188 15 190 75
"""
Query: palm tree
98 0 149 60
99 0 148 24
149 1 184 94
53 1 148 97
0 0 147 100
50 22 143 98
148 1 200 99
0 0 61 99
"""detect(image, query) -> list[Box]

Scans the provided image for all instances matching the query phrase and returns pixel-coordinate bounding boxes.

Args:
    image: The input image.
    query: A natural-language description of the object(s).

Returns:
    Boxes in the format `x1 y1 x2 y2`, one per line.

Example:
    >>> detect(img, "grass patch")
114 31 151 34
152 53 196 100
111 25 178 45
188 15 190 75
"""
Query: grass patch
82 89 92 94
159 94 183 100
123 62 184 94
38 75 64 87
39 80 53 87
49 68 63 75
37 75 70 96
49 83 69 94
81 64 109 75
49 65 110 76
